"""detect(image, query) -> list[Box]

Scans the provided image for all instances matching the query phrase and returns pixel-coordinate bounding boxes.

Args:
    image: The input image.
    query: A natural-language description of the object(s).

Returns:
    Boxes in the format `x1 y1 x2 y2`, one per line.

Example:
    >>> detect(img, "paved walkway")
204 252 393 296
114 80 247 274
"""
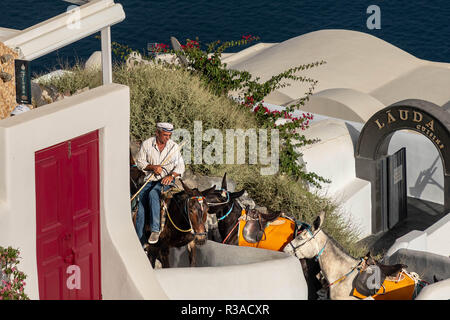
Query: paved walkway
358 197 448 256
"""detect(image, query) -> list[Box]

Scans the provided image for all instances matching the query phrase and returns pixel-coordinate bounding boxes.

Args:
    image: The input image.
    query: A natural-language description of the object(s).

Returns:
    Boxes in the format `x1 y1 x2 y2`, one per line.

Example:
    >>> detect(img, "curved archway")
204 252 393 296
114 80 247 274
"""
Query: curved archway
355 99 450 233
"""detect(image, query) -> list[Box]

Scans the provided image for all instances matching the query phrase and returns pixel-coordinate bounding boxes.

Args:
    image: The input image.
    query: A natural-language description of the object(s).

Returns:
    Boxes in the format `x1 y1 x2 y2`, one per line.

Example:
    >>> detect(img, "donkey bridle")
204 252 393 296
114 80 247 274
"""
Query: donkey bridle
289 223 327 262
206 189 234 221
169 195 208 236
184 196 208 237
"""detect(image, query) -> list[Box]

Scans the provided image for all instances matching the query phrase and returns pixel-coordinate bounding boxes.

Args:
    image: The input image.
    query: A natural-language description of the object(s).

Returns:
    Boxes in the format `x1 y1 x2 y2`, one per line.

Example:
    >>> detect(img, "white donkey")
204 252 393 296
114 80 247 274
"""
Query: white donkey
284 212 363 300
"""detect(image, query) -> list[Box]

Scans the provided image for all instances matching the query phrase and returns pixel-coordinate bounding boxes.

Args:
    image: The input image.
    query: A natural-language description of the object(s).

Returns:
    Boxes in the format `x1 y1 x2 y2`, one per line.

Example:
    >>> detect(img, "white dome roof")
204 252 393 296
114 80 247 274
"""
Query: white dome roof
225 29 450 122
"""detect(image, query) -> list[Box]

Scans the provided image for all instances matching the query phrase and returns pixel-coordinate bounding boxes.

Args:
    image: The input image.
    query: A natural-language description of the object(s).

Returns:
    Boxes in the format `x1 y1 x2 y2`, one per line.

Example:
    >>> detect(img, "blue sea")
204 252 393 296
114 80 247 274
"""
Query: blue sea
2 0 450 76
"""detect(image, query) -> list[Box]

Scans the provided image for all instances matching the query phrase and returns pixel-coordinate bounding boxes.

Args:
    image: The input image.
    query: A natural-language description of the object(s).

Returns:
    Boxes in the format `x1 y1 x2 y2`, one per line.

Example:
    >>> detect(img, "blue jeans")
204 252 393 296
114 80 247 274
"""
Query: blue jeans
135 180 174 245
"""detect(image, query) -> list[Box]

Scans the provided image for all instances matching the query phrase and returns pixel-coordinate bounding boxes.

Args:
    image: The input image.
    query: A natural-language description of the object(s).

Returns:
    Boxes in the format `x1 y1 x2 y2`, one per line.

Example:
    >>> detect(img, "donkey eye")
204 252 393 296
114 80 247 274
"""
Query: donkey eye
297 229 309 239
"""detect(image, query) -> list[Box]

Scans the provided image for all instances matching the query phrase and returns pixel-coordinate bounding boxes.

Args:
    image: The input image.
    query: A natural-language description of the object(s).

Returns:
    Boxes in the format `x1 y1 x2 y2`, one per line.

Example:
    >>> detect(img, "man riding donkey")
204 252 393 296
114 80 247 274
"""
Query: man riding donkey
134 122 185 248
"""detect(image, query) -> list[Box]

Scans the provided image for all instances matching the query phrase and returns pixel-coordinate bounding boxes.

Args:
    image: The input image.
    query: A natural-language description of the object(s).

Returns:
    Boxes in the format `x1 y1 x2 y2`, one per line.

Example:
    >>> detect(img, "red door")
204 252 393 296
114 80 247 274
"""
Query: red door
35 130 101 300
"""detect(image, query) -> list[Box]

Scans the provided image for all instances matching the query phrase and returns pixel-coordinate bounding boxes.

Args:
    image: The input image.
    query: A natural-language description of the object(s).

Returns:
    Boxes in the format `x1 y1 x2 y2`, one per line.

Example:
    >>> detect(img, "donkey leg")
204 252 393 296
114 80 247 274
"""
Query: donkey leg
187 241 197 267
160 246 170 268
146 245 158 268
300 258 321 300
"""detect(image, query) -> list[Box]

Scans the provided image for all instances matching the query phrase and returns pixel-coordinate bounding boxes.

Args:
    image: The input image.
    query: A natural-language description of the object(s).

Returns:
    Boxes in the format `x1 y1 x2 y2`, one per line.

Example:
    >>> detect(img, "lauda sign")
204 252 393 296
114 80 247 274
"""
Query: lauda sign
355 99 450 233
373 108 445 151
357 100 449 171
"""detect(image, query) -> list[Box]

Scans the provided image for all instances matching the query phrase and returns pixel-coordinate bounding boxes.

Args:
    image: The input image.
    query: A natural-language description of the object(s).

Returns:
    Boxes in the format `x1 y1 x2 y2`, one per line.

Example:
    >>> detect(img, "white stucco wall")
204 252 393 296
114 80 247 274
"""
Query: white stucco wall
297 119 358 194
0 84 168 300
298 88 385 123
292 118 372 238
156 256 307 300
415 278 450 300
156 241 308 300
386 213 450 257
332 178 372 238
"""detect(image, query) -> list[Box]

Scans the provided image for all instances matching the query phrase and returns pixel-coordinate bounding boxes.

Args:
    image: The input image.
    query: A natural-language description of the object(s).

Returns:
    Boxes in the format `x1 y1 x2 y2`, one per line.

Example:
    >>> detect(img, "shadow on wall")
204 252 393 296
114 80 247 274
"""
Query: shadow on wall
409 156 444 199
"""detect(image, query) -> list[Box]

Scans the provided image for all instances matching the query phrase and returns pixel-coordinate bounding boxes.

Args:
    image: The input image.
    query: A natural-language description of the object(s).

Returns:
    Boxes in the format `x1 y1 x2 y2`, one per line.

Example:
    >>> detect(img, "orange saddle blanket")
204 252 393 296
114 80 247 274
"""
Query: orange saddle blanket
238 213 296 251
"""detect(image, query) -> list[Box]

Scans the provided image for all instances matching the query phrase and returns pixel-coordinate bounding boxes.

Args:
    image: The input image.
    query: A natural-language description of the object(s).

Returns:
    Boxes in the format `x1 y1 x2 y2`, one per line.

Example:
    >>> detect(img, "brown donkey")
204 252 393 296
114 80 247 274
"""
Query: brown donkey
146 180 216 268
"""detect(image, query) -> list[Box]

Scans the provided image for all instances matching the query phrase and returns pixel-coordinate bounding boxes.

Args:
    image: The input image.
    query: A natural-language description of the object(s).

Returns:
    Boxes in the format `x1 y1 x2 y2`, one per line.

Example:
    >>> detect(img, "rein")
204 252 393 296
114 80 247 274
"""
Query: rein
222 208 246 244
325 259 363 289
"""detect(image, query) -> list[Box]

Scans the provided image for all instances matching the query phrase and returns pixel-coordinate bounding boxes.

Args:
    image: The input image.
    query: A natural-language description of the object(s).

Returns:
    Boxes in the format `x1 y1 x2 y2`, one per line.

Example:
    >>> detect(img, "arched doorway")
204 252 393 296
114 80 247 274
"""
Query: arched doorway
355 99 450 234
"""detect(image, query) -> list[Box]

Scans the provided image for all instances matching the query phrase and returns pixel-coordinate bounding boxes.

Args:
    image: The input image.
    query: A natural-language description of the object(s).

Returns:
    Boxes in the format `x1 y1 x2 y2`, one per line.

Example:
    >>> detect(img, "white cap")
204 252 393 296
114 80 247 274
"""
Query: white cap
10 104 31 116
156 122 174 132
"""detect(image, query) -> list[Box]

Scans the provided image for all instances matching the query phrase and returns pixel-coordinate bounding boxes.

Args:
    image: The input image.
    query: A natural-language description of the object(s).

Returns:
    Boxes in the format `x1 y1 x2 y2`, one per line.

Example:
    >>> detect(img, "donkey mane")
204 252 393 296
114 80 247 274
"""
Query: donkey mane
173 190 187 200
322 230 358 260
173 188 201 201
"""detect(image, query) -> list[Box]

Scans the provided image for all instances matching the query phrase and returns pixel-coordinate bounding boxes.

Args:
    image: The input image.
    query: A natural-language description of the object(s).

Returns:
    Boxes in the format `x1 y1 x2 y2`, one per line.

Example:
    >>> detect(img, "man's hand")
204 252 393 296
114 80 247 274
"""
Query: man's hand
161 175 174 185
153 165 163 175
146 165 162 175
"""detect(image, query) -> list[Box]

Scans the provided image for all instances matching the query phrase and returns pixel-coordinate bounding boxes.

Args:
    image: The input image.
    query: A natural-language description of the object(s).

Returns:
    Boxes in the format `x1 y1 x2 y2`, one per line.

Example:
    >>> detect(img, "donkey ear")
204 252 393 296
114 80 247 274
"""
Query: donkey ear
229 189 245 199
312 211 325 231
201 185 216 195
221 172 227 190
180 179 193 194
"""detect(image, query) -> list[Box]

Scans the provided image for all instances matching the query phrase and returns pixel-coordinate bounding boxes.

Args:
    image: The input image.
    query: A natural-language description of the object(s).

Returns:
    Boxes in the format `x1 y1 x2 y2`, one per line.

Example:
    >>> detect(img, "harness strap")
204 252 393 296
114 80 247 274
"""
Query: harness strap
218 201 234 221
222 209 245 244
325 259 363 289
207 189 230 207
222 220 239 244
315 239 328 262
166 209 192 233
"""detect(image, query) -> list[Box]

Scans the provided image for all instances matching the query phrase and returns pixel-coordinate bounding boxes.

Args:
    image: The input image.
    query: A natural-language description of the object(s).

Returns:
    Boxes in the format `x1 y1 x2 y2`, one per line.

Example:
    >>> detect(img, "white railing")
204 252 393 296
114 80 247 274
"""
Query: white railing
3 0 125 85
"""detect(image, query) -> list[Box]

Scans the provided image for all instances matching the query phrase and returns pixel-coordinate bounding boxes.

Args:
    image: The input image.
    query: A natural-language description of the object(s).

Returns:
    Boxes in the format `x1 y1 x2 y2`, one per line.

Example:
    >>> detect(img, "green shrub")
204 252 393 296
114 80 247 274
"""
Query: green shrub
113 64 257 142
36 64 102 94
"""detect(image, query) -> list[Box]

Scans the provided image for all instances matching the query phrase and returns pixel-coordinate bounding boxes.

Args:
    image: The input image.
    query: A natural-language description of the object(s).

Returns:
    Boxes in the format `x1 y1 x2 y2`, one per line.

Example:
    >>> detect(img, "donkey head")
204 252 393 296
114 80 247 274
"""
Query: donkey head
205 173 245 216
180 179 216 245
284 211 325 259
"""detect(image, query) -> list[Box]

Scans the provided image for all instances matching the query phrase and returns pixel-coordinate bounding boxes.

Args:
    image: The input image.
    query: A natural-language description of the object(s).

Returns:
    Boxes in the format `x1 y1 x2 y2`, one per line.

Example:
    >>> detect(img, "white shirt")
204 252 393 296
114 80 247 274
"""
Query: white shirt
135 137 185 181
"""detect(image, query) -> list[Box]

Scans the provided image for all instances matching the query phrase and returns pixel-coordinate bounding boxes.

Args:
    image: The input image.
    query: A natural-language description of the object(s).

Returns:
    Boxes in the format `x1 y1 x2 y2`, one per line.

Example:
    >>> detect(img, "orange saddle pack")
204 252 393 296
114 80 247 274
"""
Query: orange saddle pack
238 210 296 251
352 270 416 300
